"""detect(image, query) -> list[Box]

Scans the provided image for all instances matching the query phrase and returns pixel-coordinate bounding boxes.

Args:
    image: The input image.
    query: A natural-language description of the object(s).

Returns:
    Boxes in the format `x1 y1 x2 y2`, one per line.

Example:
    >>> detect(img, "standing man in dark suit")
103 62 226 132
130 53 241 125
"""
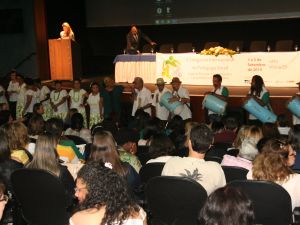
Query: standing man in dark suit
126 25 156 54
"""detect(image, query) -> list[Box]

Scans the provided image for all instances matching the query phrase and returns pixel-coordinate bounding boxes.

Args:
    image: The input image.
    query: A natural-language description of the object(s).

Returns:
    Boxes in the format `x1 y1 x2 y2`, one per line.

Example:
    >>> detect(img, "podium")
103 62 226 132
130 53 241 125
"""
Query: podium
48 39 82 80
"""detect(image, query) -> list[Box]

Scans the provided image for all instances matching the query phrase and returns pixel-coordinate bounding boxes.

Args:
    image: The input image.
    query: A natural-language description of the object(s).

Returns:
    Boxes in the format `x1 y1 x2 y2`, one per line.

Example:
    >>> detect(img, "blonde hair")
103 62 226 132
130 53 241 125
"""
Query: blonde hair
233 125 262 149
5 121 29 150
61 22 75 40
27 133 60 177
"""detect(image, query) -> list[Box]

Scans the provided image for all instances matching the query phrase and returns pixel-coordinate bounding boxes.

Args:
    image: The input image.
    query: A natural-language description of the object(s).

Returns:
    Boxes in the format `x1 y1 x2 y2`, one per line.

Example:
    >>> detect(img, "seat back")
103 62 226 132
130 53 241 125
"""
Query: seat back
275 40 293 51
228 40 244 52
177 42 193 53
206 142 232 158
221 166 248 183
249 41 267 52
142 43 155 53
11 169 70 225
228 180 292 225
136 145 151 166
139 162 165 184
203 41 220 49
204 155 222 163
159 43 174 53
146 176 207 225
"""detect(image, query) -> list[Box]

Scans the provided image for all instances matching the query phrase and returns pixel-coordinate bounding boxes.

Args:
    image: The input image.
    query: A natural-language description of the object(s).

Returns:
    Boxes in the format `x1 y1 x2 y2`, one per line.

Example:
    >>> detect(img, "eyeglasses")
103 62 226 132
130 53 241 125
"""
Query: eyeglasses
74 187 87 192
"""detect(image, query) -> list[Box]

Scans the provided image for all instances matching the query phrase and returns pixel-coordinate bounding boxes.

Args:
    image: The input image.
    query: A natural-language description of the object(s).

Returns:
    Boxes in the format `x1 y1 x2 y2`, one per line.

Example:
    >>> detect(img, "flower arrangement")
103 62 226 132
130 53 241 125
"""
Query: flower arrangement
200 46 236 56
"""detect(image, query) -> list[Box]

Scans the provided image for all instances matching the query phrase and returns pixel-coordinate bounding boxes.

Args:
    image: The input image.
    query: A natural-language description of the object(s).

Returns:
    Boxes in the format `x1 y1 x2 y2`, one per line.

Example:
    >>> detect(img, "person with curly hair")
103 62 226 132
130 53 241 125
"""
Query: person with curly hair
70 162 146 225
198 186 255 225
88 130 140 190
247 138 300 209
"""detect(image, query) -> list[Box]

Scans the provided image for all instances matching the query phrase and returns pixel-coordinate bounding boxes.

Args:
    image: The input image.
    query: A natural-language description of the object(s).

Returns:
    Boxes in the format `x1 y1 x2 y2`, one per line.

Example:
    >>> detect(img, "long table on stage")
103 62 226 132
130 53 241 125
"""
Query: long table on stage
114 52 300 87
114 52 299 122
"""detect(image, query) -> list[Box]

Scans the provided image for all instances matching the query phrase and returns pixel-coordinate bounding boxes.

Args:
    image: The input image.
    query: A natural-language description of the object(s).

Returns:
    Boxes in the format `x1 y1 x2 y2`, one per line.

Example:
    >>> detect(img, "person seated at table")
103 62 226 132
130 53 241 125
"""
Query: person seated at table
70 162 147 225
126 25 156 54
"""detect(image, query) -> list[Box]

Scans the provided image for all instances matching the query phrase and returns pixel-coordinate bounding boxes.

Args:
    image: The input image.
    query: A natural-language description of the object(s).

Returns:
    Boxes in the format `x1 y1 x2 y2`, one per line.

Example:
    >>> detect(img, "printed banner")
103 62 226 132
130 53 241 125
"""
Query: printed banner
155 52 300 87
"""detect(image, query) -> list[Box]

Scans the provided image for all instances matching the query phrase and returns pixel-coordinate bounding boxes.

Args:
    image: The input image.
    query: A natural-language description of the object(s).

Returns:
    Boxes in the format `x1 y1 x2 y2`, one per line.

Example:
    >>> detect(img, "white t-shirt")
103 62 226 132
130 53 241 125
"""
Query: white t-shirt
146 156 173 164
132 87 152 116
162 156 226 195
69 89 87 109
247 170 300 210
50 90 68 113
152 87 171 120
87 93 101 114
0 85 7 104
7 81 20 102
24 89 39 113
172 86 192 120
39 86 50 105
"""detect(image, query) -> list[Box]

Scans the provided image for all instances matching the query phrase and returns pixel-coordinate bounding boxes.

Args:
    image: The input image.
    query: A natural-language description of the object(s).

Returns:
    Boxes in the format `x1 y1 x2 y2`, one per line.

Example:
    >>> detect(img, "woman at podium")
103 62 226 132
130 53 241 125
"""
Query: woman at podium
60 22 75 41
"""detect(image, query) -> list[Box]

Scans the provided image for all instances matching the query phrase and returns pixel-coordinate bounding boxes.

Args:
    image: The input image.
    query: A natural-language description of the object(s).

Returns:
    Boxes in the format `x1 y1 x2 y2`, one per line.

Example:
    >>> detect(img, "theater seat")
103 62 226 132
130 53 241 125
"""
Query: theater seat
203 41 220 50
159 43 174 53
275 40 293 52
177 42 194 53
249 40 267 52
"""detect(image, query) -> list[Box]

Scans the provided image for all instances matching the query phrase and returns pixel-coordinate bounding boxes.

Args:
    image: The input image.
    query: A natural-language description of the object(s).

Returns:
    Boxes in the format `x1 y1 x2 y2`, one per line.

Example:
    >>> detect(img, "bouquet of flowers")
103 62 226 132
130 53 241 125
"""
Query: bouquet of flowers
200 46 236 56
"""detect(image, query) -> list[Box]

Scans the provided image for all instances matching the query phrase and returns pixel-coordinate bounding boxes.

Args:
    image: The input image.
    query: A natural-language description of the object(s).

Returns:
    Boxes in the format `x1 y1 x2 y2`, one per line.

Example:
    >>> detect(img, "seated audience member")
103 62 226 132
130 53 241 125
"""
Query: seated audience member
198 186 255 225
70 162 146 225
162 124 226 195
28 114 45 141
213 117 238 144
64 108 79 130
88 131 140 190
221 138 258 170
27 114 45 154
0 128 23 192
32 103 45 116
277 114 291 136
262 122 280 139
210 121 224 134
232 125 250 150
146 134 175 164
138 119 161 146
248 139 300 209
0 110 12 126
166 115 186 156
114 128 142 173
0 180 8 221
45 118 84 163
289 125 300 170
4 121 32 165
27 133 75 202
65 113 92 143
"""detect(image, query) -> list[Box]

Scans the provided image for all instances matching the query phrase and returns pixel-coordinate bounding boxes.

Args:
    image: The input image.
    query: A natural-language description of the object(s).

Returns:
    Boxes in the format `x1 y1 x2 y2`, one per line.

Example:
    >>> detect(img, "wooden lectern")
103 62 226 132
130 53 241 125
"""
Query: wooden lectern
48 39 82 80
